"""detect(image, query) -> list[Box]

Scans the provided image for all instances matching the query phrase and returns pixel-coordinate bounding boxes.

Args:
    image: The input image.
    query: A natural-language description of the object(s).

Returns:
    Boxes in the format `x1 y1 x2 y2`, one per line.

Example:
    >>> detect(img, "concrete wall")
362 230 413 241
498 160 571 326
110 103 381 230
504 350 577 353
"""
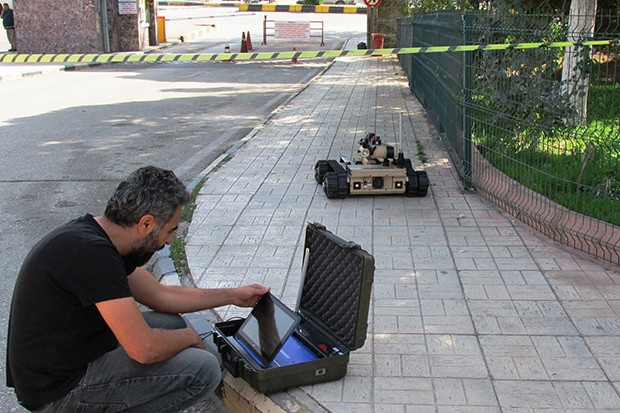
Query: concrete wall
13 0 151 54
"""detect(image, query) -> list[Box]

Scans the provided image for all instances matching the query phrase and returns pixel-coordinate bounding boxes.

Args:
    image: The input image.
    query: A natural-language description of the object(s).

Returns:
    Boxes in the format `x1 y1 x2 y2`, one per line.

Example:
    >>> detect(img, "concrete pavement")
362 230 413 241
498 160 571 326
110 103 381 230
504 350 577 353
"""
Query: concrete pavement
184 49 620 413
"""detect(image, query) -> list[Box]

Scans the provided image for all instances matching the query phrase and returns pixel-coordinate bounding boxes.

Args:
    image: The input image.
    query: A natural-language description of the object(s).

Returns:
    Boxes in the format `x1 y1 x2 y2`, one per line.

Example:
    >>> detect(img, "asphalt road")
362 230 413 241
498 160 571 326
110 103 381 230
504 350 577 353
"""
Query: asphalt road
0 6 366 410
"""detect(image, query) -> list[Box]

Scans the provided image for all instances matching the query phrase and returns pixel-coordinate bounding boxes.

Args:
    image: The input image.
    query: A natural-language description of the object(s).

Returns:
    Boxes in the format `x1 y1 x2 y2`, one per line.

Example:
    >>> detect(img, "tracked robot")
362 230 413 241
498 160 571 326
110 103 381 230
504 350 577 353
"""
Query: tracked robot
314 116 429 199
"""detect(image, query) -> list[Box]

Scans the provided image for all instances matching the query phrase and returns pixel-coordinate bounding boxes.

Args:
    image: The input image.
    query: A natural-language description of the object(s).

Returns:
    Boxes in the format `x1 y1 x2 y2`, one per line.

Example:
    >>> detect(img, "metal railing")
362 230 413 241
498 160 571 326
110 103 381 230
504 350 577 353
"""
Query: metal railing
398 11 620 266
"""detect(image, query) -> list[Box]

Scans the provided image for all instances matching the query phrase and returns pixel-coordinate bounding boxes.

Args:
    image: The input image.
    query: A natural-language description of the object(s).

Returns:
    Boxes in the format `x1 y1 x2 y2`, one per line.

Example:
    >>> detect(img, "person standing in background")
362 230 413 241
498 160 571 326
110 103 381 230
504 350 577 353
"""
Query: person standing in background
1 3 16 52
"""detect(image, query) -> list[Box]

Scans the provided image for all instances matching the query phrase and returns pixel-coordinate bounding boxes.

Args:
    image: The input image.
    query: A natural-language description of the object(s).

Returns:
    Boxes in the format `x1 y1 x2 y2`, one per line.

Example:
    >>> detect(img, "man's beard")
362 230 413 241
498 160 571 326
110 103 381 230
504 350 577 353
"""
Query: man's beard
126 227 165 267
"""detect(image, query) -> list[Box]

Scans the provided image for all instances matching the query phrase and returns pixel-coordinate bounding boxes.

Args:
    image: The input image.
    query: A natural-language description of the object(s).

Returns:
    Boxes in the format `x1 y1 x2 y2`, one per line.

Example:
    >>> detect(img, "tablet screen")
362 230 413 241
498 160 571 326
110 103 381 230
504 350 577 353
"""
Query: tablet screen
234 292 301 368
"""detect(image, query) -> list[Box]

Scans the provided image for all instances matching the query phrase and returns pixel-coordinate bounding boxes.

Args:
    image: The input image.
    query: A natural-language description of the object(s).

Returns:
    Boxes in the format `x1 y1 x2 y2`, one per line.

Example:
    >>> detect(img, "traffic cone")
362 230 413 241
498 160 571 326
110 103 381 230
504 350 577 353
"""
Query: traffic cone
240 32 247 53
246 31 253 51
292 47 298 64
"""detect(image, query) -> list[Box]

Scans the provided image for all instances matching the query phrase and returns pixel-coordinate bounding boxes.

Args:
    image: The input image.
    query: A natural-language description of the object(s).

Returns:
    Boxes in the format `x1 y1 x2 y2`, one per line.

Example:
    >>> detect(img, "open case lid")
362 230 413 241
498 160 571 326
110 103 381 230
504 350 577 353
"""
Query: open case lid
297 223 375 351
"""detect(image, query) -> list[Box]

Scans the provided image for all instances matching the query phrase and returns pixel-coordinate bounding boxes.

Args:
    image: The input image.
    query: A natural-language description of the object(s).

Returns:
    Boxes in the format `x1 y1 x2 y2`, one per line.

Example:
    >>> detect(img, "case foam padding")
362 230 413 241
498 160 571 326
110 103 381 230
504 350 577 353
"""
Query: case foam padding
300 225 366 348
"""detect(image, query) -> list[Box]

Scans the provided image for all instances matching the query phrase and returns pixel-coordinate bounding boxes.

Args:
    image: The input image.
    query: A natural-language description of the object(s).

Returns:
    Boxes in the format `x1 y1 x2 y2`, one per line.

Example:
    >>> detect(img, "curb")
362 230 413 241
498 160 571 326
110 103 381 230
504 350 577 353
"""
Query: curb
0 61 103 81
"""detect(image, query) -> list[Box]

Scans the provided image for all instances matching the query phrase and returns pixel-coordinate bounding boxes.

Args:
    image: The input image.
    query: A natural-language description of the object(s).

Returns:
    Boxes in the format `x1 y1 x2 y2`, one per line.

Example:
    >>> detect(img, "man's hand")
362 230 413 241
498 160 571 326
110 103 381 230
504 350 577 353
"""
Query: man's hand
185 327 208 350
231 284 271 308
129 267 271 312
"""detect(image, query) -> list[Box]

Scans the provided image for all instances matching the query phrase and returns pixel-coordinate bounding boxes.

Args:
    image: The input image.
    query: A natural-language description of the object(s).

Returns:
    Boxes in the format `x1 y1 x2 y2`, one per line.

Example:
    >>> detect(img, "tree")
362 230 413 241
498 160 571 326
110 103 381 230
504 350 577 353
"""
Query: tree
561 0 597 124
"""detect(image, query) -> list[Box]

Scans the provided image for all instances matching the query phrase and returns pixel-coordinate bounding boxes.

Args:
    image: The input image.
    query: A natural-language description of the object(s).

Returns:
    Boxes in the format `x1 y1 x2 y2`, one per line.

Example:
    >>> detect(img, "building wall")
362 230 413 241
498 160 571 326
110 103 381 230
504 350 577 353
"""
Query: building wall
14 0 100 53
13 0 150 54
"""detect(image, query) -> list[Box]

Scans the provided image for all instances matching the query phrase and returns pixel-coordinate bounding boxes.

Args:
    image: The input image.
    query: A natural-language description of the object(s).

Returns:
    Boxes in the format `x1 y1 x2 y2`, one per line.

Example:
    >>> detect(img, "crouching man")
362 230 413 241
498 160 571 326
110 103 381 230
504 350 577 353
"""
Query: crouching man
7 166 269 412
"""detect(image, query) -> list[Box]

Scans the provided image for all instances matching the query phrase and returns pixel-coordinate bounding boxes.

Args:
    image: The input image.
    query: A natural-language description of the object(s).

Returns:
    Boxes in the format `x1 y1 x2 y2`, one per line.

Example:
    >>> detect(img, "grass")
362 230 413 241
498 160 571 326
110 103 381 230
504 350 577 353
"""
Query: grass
169 234 187 276
416 139 428 164
169 177 206 276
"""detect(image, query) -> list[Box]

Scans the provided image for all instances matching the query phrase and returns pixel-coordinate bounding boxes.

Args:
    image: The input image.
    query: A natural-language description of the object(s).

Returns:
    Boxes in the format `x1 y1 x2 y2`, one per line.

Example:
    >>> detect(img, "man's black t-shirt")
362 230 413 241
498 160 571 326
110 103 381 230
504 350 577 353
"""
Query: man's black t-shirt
6 214 136 408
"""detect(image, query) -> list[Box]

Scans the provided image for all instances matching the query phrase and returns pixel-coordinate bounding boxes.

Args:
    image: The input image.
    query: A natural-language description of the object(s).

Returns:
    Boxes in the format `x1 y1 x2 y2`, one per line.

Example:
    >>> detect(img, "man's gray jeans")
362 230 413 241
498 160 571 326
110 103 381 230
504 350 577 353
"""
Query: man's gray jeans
37 312 221 413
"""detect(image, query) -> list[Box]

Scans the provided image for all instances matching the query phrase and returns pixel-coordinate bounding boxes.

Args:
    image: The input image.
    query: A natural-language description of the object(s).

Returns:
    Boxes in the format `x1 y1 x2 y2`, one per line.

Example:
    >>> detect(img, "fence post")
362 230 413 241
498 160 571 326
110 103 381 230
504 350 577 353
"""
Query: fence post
462 11 473 190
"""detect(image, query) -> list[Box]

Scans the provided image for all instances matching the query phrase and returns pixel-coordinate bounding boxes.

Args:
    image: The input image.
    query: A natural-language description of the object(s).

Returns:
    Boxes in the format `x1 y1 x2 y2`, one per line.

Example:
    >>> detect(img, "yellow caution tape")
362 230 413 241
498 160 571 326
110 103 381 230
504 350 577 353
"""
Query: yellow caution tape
0 39 616 64
238 3 367 13
156 1 367 13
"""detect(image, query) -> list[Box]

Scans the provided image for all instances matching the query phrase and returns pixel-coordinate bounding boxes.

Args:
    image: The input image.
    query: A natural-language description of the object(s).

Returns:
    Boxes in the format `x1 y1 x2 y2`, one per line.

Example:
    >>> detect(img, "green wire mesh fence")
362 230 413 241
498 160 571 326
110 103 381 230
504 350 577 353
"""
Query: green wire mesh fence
398 10 620 265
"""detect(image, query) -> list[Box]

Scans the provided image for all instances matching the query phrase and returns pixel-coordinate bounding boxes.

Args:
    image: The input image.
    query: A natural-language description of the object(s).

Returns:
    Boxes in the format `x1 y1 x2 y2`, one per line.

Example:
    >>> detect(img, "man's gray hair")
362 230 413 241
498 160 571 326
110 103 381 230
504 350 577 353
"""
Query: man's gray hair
105 166 191 227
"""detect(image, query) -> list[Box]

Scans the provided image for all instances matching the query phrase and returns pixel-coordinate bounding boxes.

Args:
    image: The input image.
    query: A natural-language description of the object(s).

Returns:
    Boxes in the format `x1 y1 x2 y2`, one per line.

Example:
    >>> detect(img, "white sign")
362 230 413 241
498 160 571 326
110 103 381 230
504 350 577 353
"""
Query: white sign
274 21 311 40
119 0 138 15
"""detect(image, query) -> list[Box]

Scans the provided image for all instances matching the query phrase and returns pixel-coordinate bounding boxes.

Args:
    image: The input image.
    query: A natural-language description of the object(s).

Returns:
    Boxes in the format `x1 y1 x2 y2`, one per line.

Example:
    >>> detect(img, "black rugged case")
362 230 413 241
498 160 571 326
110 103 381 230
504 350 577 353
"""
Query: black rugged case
213 222 374 394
